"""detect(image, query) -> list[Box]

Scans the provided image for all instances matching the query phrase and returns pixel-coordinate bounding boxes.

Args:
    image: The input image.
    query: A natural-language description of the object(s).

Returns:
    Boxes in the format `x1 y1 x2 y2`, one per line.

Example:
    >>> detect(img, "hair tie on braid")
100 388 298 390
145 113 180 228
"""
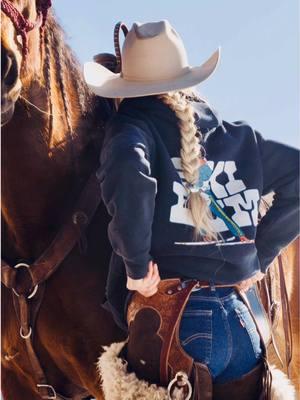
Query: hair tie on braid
185 160 210 199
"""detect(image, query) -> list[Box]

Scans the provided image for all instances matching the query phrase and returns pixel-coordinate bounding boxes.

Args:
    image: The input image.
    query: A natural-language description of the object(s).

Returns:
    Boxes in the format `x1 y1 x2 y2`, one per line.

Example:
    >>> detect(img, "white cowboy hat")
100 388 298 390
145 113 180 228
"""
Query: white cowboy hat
83 20 221 98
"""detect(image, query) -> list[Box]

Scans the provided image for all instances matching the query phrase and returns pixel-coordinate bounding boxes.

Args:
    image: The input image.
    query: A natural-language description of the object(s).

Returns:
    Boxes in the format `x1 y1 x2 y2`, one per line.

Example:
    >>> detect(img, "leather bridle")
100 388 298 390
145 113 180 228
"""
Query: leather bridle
1 0 52 58
2 172 103 399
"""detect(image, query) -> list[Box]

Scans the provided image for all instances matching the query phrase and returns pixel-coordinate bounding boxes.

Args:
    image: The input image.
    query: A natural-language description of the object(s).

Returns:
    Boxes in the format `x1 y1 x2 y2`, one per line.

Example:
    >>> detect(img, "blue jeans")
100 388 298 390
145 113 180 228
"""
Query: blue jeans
179 285 263 384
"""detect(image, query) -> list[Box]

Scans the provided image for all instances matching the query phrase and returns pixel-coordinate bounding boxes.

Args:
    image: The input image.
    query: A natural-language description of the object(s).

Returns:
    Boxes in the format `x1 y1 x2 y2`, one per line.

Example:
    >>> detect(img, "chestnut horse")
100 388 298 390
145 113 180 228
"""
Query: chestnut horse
1 1 299 399
265 238 299 394
258 198 299 394
1 2 124 399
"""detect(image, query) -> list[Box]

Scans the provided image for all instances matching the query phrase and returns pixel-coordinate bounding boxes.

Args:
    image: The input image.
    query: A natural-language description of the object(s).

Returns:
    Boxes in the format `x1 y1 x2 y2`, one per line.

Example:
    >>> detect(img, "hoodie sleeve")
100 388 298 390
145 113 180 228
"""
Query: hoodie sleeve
254 131 300 272
96 122 157 280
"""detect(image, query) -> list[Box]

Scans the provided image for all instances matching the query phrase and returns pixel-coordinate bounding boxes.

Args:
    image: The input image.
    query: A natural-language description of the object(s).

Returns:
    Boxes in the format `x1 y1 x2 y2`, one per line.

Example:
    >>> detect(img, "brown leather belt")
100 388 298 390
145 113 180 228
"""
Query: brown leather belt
183 280 240 293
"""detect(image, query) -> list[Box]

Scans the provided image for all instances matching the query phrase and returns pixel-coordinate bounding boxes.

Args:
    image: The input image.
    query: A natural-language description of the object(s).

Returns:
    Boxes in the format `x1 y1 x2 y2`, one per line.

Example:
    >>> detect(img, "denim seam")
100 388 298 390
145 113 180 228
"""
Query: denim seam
206 313 213 364
234 308 261 359
219 298 232 370
248 333 259 358
182 310 213 316
181 332 212 346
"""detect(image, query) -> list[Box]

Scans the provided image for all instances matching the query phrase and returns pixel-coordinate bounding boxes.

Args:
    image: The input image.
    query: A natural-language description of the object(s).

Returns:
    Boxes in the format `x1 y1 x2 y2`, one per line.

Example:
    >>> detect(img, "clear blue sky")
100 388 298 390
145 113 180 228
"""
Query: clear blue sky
52 0 299 147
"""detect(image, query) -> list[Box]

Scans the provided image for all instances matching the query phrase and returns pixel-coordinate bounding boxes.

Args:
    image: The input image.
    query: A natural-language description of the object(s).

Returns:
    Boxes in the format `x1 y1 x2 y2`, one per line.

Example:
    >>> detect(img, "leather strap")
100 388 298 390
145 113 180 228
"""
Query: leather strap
236 288 272 400
278 253 293 376
11 286 90 399
2 172 102 292
243 285 272 347
160 280 199 384
259 252 293 375
2 171 102 399
1 261 16 287
127 279 199 386
213 362 264 400
256 195 293 375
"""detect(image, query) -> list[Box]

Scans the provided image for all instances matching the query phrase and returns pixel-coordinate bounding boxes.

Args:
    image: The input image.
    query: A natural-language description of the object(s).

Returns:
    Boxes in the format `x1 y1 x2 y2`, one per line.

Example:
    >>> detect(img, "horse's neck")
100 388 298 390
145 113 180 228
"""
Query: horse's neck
2 58 97 263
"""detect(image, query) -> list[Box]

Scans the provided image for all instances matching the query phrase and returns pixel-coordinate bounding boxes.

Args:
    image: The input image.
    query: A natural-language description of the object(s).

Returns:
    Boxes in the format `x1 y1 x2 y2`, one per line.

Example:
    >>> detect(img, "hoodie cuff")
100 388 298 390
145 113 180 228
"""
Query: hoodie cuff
124 256 153 280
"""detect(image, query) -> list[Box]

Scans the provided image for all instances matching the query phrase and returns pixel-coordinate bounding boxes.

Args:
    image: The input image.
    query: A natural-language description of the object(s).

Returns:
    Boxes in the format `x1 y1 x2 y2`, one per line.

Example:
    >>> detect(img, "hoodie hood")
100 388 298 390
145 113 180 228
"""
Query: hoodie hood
192 99 223 138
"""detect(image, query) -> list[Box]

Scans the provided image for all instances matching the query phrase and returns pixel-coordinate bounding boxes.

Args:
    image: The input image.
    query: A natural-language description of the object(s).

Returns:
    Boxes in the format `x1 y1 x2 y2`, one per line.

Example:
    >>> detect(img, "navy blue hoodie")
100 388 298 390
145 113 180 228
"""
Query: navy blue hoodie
96 95 299 330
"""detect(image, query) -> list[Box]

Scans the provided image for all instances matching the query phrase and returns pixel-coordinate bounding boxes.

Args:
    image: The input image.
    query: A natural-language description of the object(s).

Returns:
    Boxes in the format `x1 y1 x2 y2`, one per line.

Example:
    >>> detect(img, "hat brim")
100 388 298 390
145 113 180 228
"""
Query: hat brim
83 47 221 98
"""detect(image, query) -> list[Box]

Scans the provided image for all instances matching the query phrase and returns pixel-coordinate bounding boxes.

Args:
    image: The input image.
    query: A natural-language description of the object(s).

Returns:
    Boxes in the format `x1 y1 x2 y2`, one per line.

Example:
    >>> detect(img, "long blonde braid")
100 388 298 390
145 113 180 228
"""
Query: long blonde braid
158 90 218 242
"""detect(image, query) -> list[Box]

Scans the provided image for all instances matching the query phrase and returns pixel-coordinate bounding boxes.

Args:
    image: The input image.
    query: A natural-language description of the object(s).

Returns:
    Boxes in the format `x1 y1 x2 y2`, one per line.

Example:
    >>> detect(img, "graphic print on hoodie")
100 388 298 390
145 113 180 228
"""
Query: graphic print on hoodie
169 156 256 245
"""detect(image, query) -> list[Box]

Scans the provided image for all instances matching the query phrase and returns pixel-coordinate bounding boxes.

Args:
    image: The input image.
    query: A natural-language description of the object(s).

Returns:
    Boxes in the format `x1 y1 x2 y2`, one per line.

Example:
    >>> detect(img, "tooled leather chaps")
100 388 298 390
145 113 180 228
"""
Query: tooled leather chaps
125 279 272 400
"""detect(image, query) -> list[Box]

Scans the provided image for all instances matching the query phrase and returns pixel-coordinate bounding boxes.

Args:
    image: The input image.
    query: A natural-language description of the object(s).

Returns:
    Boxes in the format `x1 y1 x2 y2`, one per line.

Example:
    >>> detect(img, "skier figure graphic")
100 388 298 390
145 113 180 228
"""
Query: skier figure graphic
191 158 252 242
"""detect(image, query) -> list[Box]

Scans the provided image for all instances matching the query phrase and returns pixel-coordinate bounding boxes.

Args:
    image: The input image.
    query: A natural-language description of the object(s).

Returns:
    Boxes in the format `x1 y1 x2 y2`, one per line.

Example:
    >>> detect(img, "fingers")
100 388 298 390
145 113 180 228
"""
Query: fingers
256 272 265 282
239 271 266 293
139 261 160 297
237 278 252 293
141 284 160 298
239 283 251 292
238 278 256 292
145 261 157 280
141 288 158 298
239 285 250 293
146 274 161 291
143 261 160 287
142 273 160 293
145 262 153 280
139 283 159 297
151 263 160 282
126 261 161 297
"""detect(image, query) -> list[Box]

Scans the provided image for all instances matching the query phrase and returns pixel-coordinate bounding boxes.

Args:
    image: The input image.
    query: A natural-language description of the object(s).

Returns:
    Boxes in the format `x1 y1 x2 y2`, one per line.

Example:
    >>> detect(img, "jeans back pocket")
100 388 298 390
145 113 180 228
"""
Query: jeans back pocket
179 309 212 364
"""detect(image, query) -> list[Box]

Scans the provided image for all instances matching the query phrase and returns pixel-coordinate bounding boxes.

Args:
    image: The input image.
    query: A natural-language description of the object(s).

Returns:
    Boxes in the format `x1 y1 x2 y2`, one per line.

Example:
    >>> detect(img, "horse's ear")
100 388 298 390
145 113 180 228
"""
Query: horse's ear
93 53 118 73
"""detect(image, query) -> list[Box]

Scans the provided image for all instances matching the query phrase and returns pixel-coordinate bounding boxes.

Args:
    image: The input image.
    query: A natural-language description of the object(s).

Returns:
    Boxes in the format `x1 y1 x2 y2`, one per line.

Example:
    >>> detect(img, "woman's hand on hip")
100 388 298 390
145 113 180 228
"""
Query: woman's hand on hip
126 261 161 297
237 271 265 293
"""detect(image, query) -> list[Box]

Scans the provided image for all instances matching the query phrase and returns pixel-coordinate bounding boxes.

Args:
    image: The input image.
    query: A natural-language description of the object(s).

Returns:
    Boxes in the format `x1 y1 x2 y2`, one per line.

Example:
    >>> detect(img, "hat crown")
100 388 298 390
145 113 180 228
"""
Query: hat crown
121 20 190 82
83 19 220 98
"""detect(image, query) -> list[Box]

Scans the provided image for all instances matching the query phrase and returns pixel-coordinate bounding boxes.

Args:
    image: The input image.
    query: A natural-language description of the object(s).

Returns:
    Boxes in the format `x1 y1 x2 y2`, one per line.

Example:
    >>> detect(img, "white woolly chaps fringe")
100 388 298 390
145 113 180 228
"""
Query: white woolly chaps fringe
96 341 296 400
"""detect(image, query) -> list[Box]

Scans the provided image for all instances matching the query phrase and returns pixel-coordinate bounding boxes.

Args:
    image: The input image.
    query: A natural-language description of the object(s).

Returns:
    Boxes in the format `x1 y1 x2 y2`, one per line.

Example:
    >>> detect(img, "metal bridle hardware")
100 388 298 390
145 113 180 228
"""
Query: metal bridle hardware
14 262 30 269
72 210 88 226
167 371 192 400
11 262 39 299
2 172 103 400
20 326 32 339
37 383 57 400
